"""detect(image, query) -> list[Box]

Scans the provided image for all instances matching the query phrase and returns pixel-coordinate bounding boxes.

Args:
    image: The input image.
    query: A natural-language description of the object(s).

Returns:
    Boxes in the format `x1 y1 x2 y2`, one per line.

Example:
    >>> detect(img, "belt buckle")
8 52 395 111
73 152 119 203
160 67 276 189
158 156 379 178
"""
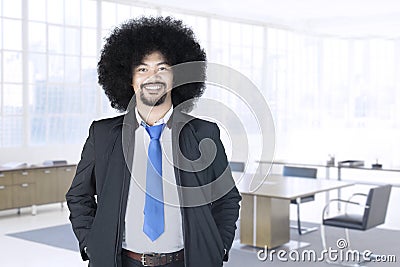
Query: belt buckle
141 253 155 266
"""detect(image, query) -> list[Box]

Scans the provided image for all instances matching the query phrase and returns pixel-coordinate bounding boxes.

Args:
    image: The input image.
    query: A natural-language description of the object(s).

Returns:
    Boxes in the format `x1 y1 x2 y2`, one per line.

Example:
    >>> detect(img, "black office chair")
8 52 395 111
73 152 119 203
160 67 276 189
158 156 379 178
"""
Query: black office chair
283 166 318 235
321 184 392 265
229 161 245 172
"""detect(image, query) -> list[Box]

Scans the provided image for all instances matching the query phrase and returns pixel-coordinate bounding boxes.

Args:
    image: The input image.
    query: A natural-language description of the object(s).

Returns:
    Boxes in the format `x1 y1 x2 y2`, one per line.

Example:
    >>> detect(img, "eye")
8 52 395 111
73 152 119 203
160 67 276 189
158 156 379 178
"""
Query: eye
136 67 147 72
158 65 170 71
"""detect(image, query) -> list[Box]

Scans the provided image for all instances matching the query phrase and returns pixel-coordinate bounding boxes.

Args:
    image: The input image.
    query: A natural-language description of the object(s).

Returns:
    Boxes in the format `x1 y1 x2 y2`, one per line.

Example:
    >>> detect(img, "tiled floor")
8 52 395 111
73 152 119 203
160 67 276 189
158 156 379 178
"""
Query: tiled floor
1 185 399 267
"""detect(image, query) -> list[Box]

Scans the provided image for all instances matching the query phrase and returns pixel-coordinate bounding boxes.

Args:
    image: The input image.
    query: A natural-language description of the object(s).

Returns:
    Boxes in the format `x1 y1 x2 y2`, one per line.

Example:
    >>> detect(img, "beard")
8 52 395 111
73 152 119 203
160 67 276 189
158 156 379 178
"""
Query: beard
140 91 167 106
139 82 168 106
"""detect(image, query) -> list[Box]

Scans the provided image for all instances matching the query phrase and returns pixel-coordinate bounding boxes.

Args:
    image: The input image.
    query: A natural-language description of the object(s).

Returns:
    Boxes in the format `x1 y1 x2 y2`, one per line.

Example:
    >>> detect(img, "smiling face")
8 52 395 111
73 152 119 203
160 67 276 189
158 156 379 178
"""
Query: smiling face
132 51 173 107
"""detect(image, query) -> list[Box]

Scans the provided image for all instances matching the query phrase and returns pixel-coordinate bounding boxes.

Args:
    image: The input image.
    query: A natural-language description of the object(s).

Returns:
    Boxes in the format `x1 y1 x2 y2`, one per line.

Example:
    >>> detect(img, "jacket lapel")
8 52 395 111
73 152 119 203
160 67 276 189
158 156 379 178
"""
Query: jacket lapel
170 111 214 207
170 111 201 186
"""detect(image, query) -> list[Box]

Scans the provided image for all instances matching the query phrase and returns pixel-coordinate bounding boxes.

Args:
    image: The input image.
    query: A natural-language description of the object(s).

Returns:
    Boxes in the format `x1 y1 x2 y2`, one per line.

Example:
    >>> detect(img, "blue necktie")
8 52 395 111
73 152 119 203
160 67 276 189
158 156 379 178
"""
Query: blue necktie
143 123 165 241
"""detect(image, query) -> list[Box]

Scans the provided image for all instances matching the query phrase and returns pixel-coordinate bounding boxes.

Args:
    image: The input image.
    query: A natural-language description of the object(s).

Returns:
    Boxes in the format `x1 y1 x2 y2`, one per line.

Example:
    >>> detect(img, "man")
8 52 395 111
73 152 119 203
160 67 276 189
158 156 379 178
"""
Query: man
66 16 241 267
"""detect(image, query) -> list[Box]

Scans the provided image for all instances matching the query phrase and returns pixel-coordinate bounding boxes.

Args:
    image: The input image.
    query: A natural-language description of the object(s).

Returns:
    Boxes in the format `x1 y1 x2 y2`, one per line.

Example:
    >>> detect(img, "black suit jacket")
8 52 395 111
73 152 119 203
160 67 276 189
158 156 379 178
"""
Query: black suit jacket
66 110 241 267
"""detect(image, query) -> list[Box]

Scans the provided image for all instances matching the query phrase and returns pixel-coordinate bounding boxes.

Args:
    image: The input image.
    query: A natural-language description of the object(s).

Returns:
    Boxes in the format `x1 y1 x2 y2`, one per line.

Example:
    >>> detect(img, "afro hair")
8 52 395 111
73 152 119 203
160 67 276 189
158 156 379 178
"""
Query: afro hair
97 16 207 112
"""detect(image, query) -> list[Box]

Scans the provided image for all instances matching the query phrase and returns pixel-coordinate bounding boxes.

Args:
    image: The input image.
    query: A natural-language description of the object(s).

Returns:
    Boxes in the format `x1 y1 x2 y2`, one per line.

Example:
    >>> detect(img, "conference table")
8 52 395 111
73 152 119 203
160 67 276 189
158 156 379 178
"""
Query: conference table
233 173 354 249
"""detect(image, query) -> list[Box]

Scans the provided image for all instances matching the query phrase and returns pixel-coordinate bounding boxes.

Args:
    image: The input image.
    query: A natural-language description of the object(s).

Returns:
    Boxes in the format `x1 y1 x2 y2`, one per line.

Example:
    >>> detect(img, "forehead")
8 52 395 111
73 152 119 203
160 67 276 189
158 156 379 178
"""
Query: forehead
140 51 168 64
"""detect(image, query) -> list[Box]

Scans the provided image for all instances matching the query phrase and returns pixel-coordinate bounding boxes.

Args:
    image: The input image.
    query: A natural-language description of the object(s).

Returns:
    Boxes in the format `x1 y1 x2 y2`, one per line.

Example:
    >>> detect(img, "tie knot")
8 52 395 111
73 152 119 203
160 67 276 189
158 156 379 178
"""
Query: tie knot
145 123 165 140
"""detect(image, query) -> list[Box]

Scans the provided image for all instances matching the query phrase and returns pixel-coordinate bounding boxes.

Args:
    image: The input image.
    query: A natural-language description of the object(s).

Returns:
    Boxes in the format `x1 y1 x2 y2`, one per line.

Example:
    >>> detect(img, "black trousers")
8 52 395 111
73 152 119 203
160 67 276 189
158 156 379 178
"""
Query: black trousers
122 253 185 267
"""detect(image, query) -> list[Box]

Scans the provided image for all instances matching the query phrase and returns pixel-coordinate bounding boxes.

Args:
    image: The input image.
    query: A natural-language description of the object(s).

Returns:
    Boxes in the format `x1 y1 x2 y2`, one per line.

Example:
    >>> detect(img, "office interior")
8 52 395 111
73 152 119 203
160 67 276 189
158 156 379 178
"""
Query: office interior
0 0 399 266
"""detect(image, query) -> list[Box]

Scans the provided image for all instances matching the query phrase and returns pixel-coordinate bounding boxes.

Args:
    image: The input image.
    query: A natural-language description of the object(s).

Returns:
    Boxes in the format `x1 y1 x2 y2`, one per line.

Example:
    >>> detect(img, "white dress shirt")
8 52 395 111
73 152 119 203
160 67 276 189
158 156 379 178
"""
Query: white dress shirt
123 107 184 253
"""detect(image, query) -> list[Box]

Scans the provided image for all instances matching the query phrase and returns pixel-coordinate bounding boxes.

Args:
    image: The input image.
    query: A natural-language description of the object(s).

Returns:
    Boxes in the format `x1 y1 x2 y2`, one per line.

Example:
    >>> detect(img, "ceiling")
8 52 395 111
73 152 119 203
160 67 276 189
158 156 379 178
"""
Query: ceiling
140 0 400 38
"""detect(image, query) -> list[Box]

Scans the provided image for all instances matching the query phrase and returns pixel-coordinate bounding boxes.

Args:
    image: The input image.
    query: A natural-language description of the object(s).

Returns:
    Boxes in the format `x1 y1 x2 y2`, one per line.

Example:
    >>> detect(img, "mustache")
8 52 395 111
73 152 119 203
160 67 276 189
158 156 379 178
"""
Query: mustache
140 82 167 89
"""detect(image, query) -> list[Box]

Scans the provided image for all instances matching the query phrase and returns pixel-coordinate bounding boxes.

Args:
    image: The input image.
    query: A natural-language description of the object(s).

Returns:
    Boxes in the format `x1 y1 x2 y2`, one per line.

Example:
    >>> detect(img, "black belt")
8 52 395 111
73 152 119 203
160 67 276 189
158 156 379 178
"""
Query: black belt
122 249 184 266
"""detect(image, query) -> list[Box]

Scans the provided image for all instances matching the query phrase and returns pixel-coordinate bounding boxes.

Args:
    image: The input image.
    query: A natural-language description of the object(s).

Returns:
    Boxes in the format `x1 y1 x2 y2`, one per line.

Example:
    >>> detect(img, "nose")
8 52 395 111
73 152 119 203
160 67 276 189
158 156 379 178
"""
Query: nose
145 68 162 82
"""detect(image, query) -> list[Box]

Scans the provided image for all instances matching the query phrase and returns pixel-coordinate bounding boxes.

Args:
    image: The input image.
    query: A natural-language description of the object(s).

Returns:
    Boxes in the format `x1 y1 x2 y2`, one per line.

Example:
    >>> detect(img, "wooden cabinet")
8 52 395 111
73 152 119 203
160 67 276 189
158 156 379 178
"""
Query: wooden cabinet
0 164 76 212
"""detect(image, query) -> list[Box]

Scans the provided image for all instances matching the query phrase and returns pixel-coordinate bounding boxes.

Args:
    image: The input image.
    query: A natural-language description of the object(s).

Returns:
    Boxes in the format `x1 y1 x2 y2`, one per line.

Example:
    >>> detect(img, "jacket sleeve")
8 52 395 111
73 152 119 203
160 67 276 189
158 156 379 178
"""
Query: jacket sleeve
66 122 97 261
209 124 242 262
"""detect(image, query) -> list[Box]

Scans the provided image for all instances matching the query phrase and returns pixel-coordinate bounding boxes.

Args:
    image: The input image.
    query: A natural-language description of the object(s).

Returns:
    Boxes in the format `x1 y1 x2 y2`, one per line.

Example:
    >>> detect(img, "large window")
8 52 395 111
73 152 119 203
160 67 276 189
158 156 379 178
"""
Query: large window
267 31 400 167
0 0 157 148
1 0 23 147
28 0 96 145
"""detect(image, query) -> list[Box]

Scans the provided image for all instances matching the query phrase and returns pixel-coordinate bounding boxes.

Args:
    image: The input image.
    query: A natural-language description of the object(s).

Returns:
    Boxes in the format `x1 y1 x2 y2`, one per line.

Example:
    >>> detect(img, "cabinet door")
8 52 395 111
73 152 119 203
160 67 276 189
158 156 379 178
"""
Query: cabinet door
0 171 13 185
0 172 13 210
11 183 36 208
12 170 34 184
12 171 36 208
56 166 77 202
33 168 58 205
0 185 13 210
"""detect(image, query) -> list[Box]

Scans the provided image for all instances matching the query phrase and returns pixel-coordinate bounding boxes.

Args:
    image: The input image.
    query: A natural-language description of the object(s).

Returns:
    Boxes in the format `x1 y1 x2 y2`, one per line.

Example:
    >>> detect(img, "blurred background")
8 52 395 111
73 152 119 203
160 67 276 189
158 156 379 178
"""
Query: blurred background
1 1 399 266
1 0 400 169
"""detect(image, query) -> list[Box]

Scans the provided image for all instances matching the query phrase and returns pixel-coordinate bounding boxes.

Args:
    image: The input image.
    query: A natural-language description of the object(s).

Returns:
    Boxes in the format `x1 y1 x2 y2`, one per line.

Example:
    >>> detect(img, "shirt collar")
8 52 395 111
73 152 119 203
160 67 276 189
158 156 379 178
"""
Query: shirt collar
135 106 173 127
